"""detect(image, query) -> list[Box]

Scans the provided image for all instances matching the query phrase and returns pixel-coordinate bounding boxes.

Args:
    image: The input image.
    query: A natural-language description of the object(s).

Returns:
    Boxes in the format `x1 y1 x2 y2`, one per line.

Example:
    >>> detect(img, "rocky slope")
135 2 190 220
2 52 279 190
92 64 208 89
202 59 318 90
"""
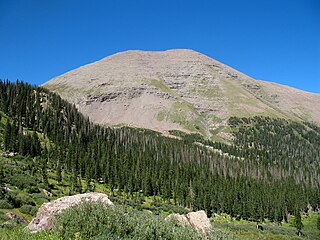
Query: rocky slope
43 49 320 139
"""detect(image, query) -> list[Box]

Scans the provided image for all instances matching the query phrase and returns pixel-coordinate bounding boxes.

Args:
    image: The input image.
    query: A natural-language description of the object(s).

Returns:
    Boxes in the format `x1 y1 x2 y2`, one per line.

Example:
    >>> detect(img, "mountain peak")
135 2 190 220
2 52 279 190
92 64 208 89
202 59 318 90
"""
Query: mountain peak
43 50 320 139
104 49 212 63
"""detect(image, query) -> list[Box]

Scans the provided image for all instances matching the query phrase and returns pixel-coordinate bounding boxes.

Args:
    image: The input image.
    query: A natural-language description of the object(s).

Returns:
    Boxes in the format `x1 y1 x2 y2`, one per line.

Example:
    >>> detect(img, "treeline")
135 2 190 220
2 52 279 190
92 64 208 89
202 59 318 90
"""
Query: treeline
0 80 319 222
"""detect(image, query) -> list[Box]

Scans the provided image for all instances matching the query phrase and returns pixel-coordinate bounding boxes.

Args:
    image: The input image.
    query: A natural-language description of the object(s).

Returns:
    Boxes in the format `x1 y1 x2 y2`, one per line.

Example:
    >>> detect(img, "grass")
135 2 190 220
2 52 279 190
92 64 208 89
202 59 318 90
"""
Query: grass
156 110 167 121
155 100 207 135
218 77 288 120
190 84 221 99
0 227 61 240
212 212 320 240
149 79 210 135
148 79 180 98
169 101 207 135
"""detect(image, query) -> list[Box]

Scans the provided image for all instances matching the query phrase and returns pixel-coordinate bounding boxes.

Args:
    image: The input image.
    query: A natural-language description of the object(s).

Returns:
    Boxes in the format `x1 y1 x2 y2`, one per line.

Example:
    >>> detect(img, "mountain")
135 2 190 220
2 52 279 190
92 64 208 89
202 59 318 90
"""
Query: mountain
44 49 320 139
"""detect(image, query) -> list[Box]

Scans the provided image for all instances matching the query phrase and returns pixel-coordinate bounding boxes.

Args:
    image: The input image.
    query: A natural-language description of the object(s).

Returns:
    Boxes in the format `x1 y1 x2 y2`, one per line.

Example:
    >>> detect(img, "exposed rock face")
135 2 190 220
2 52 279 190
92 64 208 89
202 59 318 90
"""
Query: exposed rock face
44 49 320 139
26 192 113 232
43 189 53 198
167 213 190 227
167 210 212 232
5 212 26 224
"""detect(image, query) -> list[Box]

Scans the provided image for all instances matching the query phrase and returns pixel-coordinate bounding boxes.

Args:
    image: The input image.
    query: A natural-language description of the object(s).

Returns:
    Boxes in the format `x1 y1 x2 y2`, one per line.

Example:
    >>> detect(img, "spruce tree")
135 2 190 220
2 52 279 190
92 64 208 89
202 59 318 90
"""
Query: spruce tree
4 121 11 151
294 210 303 236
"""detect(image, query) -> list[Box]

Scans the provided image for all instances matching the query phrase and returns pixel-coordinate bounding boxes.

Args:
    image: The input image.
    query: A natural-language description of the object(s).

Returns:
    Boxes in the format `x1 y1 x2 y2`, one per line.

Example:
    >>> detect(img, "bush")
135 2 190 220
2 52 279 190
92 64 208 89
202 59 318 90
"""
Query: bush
34 197 48 205
15 193 35 207
19 204 33 214
6 192 35 208
20 204 38 216
31 193 49 205
7 174 36 190
54 201 222 240
30 207 38 216
0 211 10 223
0 199 13 209
27 186 40 194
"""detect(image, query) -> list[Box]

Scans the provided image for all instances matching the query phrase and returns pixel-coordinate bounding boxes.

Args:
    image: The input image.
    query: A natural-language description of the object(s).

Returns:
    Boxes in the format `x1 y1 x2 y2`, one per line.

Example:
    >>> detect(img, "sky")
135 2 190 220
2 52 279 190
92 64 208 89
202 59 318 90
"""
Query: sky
0 0 319 93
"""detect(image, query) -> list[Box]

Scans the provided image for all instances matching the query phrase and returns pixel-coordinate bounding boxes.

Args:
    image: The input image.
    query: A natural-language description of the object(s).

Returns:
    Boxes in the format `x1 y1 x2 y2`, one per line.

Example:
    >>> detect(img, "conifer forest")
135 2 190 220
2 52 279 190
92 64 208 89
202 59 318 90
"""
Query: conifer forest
0 80 319 225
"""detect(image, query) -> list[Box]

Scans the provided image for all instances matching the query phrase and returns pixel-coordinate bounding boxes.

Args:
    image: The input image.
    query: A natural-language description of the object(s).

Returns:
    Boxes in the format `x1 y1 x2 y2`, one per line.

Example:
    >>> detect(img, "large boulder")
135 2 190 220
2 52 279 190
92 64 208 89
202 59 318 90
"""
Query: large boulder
167 210 212 232
166 213 190 227
186 211 212 231
26 192 113 232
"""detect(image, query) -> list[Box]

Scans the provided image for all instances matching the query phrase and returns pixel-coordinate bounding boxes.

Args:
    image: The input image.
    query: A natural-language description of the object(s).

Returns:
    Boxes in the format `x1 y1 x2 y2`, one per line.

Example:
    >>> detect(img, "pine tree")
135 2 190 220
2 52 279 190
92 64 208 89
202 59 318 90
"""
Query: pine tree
4 121 12 151
32 131 41 156
0 166 5 198
294 210 303 236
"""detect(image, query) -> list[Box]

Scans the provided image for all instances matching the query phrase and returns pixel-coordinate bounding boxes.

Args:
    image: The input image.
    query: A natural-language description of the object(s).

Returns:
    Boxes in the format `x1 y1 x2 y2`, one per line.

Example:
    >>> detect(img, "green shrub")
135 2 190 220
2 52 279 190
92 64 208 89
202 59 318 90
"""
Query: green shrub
19 204 38 216
5 191 18 207
7 174 36 190
15 193 35 207
34 197 48 205
0 211 10 223
29 207 38 216
31 193 48 205
27 186 40 194
0 199 13 209
6 192 35 208
54 201 230 240
149 201 189 215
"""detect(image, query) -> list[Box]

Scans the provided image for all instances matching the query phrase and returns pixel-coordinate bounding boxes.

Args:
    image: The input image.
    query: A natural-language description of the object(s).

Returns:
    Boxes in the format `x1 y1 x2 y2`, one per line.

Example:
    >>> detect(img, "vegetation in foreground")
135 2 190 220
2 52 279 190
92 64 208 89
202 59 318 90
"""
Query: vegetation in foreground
53 201 233 240
0 207 319 240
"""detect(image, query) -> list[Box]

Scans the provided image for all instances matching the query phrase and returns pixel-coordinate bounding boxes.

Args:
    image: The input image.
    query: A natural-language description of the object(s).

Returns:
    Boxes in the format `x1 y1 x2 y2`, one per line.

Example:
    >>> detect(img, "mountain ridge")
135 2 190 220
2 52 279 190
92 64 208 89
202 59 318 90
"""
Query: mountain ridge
43 49 320 139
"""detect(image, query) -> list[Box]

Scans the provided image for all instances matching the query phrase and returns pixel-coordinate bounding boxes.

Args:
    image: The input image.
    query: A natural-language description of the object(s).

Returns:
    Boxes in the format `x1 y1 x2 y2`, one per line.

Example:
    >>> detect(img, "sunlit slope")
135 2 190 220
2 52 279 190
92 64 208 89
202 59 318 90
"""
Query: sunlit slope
44 49 320 139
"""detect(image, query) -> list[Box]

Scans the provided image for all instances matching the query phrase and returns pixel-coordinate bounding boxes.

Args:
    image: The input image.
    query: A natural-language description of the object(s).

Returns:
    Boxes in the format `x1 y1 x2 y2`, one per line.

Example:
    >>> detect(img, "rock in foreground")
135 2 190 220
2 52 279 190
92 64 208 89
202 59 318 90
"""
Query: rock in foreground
167 210 212 232
26 192 113 232
5 212 26 224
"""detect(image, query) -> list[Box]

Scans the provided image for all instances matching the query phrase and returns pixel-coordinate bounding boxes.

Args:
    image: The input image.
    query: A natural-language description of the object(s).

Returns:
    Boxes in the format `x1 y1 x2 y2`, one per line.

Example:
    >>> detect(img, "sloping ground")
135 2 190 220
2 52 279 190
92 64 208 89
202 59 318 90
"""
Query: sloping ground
44 49 320 138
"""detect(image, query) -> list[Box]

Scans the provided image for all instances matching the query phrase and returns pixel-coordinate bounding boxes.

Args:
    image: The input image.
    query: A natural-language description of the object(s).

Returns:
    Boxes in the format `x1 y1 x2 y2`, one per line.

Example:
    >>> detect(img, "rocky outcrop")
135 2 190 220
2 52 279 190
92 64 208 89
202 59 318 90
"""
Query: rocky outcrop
5 212 26 224
43 189 53 198
26 192 113 232
166 210 212 232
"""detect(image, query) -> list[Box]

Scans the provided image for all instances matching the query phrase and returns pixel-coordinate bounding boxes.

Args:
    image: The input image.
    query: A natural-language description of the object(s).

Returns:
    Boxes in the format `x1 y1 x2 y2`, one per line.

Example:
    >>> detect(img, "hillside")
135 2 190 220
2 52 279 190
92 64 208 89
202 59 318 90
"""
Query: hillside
44 49 320 139
0 80 320 239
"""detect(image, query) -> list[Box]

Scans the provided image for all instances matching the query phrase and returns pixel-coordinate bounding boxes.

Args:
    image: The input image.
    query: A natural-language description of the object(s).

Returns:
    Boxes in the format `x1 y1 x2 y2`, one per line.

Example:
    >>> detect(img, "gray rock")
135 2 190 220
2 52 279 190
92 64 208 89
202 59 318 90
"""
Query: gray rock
26 192 113 232
43 189 53 198
5 212 26 224
186 210 212 231
166 210 212 232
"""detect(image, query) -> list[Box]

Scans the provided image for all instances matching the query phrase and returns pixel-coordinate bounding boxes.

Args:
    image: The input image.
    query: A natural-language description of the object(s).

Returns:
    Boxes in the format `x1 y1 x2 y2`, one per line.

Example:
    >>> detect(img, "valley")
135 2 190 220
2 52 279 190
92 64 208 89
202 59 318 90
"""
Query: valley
0 79 319 239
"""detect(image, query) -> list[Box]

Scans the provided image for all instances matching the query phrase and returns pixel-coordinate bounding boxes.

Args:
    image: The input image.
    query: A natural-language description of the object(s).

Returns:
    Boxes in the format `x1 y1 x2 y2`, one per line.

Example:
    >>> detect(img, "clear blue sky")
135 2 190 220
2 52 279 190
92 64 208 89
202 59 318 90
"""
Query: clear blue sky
1 0 319 93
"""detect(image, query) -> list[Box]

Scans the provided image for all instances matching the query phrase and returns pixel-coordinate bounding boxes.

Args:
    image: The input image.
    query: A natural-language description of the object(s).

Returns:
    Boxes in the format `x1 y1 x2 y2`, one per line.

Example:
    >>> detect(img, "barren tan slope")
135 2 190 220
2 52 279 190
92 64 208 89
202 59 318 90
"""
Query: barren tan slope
44 49 320 138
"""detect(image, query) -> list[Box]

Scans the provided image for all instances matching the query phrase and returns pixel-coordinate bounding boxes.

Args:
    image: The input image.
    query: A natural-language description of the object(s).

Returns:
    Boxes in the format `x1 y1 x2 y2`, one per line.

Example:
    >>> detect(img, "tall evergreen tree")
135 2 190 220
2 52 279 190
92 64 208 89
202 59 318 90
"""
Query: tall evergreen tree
294 210 303 236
